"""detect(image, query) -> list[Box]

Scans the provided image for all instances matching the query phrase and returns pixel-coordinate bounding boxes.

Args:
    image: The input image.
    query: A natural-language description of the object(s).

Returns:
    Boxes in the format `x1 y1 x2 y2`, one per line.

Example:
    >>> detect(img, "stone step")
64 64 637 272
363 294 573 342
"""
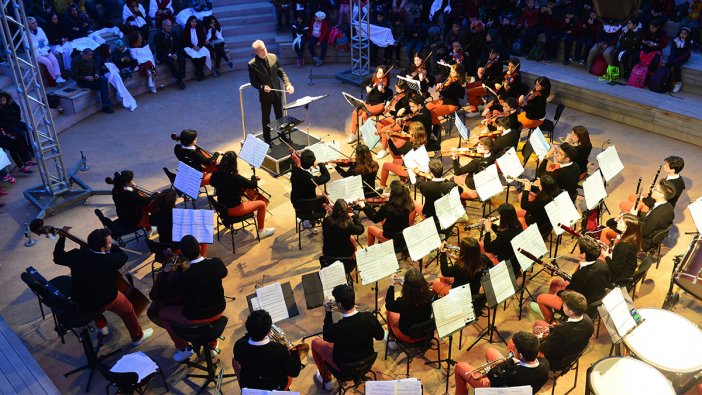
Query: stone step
276 38 352 66
221 21 273 36
214 3 273 18
217 14 273 28
225 32 278 50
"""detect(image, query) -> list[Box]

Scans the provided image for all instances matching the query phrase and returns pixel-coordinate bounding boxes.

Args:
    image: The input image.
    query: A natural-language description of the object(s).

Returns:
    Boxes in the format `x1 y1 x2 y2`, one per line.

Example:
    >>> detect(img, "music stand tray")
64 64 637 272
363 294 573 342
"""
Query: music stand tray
301 272 325 310
246 281 300 319
268 115 302 142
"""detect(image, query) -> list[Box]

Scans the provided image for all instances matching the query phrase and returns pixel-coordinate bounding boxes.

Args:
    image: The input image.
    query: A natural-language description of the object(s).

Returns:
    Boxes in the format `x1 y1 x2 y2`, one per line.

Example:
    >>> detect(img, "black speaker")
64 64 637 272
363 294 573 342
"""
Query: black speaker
592 0 640 21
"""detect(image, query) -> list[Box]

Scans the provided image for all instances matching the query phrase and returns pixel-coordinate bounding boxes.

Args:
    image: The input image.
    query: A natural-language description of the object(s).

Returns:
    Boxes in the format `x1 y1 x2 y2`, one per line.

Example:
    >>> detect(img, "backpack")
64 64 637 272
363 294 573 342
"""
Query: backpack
599 65 620 81
627 63 649 88
648 66 672 93
527 41 546 61
589 55 608 77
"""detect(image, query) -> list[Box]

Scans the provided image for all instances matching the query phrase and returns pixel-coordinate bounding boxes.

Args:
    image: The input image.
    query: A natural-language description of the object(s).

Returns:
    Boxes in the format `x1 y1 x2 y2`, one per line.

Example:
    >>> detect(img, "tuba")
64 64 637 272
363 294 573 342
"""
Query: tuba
269 324 310 363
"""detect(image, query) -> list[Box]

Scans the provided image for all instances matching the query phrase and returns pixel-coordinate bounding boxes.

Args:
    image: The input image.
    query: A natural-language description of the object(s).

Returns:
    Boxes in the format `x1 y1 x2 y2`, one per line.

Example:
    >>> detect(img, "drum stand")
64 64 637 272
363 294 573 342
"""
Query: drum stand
662 253 685 310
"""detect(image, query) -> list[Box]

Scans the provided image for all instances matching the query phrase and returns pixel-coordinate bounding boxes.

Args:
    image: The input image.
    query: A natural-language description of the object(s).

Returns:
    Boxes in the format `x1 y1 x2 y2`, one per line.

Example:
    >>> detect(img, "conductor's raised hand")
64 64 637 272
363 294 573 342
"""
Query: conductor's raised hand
287 85 295 94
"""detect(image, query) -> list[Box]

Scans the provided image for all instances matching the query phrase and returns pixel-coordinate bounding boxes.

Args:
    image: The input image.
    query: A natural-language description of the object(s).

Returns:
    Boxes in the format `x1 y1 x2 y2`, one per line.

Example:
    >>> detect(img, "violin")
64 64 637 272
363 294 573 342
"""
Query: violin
441 147 482 158
479 129 503 139
328 158 356 166
241 175 270 205
385 129 411 139
356 195 390 206
286 146 331 213
437 75 458 91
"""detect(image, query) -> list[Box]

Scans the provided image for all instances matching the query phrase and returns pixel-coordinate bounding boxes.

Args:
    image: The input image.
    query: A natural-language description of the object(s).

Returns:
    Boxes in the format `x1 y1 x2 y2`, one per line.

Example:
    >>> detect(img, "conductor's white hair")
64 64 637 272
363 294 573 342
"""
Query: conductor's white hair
251 40 265 49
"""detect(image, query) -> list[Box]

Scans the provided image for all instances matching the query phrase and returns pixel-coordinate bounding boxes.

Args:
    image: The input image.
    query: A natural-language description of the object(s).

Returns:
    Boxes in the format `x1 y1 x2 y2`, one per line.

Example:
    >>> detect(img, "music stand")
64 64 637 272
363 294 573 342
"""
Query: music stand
284 95 328 146
342 92 371 145
246 281 300 319
267 115 302 146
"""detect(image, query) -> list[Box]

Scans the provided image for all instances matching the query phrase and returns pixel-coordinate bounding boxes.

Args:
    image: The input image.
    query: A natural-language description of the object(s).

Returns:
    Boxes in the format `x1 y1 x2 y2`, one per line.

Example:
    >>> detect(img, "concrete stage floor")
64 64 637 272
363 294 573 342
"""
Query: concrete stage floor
0 63 700 394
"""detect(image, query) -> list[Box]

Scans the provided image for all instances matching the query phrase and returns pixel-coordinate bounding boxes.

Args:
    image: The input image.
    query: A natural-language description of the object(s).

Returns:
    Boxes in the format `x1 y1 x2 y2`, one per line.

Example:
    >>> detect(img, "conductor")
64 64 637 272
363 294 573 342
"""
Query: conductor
247 39 295 145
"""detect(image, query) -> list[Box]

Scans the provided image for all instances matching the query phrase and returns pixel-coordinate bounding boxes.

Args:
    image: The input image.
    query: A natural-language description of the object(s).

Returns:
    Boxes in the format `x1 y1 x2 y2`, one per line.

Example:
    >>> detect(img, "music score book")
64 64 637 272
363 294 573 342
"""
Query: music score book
495 147 525 180
0 151 10 169
327 175 364 204
240 134 270 168
255 282 289 323
365 378 422 395
454 113 469 140
110 352 158 383
475 386 532 395
474 164 504 201
545 191 581 236
596 145 624 182
403 217 442 261
435 187 467 230
528 127 551 160
482 261 518 306
242 390 300 395
174 161 203 199
397 75 422 95
360 118 380 150
510 224 548 271
356 240 399 285
599 287 640 343
319 261 347 298
688 198 702 234
172 208 215 244
432 284 475 338
583 170 608 210
306 141 342 163
403 146 430 174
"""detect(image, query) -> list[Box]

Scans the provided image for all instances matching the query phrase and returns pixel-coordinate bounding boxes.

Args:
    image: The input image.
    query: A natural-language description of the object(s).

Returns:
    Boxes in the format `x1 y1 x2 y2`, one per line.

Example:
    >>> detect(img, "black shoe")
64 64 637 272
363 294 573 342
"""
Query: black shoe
177 80 186 90
263 135 273 145
101 106 114 114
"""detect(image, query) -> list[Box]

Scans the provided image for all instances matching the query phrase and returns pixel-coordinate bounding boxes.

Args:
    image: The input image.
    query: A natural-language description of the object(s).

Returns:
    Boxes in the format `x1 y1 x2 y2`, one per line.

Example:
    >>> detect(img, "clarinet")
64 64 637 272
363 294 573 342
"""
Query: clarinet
646 165 663 199
631 176 643 210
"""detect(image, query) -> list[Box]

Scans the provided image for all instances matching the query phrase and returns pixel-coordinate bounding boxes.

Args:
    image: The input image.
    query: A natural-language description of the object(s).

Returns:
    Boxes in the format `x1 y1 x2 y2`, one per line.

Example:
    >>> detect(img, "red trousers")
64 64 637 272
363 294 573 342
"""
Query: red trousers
426 100 458 124
311 337 341 382
95 291 144 342
351 103 385 134
387 311 427 343
454 347 505 394
227 199 267 230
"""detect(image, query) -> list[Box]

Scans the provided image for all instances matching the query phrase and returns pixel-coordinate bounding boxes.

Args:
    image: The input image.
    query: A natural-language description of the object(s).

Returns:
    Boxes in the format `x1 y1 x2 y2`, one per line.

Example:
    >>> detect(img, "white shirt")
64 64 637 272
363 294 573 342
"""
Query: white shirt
190 29 199 47
28 27 50 57
123 3 147 28
502 128 512 135
579 260 596 269
341 309 358 318
189 256 205 264
666 174 680 180
649 201 666 214
567 315 584 323
248 336 271 346
148 0 174 19
560 161 573 168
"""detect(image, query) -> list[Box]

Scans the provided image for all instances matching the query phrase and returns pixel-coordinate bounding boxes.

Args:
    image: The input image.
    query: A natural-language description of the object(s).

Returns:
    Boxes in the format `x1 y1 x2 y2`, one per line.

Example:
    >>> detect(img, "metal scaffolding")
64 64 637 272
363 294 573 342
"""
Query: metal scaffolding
0 0 107 219
336 0 372 85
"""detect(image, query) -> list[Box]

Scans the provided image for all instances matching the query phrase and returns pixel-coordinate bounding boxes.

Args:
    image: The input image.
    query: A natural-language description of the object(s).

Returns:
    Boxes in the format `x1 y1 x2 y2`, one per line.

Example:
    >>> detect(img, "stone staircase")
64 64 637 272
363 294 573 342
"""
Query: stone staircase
214 0 278 67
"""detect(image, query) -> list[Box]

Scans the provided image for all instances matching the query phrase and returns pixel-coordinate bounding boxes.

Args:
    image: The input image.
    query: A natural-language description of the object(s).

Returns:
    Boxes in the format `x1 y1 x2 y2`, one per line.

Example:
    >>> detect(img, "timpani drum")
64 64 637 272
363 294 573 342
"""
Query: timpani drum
588 357 675 395
623 308 702 374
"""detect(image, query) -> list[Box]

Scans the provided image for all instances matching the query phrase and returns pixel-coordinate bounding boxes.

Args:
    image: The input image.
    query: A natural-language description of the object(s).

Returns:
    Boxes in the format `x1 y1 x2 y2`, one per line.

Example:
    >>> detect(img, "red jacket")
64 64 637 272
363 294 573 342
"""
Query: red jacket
183 26 206 48
308 19 330 42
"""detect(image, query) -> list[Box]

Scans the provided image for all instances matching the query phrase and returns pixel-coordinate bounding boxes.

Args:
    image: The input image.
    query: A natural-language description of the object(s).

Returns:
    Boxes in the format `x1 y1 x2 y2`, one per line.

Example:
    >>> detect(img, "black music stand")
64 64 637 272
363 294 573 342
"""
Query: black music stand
342 92 371 146
268 115 302 146
465 265 517 351
284 95 329 147
246 281 300 319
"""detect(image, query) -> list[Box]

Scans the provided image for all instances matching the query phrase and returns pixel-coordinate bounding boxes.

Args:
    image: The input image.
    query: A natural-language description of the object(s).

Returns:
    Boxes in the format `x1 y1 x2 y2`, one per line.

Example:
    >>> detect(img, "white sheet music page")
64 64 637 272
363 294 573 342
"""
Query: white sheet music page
360 118 380 150
583 171 608 210
435 187 466 229
475 386 533 395
495 147 525 179
602 287 636 337
402 148 419 170
0 151 10 169
403 218 442 261
174 161 203 199
545 191 582 236
319 261 347 298
489 261 516 304
306 141 342 163
110 351 158 383
474 164 504 201
455 113 469 140
240 134 270 168
365 378 422 395
255 282 289 323
689 198 702 234
412 145 430 173
432 284 475 338
356 240 399 285
596 145 624 182
397 75 422 95
528 127 551 160
172 208 215 244
327 175 364 203
510 224 548 271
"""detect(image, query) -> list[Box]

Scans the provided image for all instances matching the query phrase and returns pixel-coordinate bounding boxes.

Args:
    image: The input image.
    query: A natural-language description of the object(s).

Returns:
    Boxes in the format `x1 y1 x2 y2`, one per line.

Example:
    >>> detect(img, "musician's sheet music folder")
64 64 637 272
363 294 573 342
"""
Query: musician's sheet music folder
365 378 422 394
474 386 532 395
246 281 299 320
301 272 324 310
481 261 518 307
432 284 475 338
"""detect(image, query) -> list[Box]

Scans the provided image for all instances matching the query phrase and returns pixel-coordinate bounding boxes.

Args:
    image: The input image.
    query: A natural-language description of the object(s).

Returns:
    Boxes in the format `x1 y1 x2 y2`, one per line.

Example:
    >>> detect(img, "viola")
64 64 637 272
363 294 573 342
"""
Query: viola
241 175 270 205
358 196 390 205
386 130 411 139
328 158 356 165
441 147 482 158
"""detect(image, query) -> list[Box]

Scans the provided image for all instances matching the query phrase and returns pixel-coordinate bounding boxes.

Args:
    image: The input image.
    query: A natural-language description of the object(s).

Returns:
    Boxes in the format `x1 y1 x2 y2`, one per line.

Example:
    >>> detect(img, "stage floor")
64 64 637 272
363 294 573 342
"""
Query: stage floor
0 64 700 394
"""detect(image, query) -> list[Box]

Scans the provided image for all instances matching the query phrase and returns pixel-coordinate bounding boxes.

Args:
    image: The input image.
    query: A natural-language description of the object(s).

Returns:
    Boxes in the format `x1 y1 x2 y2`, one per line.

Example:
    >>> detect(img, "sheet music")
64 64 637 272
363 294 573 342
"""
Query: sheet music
475 386 533 395
510 224 548 271
319 261 347 298
172 208 215 244
110 351 159 383
242 390 300 395
602 287 637 337
306 141 342 163
412 145 430 173
435 187 466 229
342 91 363 107
689 198 702 234
407 168 417 185
250 296 260 310
596 145 624 182
255 282 289 323
474 164 504 201
174 161 203 199
360 118 380 150
365 378 422 395
528 127 551 160
327 175 364 204
496 147 525 179
583 171 608 210
432 284 475 338
0 150 10 169
356 240 399 285
489 261 516 305
396 75 422 95
454 113 469 140
403 218 442 261
240 134 270 168
545 191 582 236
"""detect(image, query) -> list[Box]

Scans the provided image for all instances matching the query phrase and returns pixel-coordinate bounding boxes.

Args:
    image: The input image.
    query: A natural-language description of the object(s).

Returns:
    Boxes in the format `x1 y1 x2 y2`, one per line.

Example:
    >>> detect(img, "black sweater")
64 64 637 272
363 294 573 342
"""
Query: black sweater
522 94 547 121
335 163 378 197
573 144 592 175
483 225 522 264
174 145 215 172
290 164 330 207
438 82 465 106
540 315 594 371
233 336 301 390
179 257 228 320
453 155 495 190
605 242 638 282
210 171 257 208
362 204 410 239
418 179 460 219
323 311 384 364
566 260 611 305
388 139 414 157
322 215 365 257
537 160 581 202
385 285 433 335
521 192 553 235
363 78 393 105
112 187 151 230
488 357 550 392
667 176 685 207
438 252 490 295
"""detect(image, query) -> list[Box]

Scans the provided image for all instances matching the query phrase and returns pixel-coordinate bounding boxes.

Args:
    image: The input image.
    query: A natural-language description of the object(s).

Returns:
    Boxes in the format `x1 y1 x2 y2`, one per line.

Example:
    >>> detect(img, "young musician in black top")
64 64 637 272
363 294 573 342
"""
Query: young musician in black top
378 95 433 160
312 284 384 391
53 228 153 345
619 155 686 214
172 129 220 185
233 310 302 391
403 52 435 98
376 79 411 158
417 158 462 220
348 65 393 143
290 150 331 229
603 214 641 282
537 142 581 201
334 144 380 197
455 331 550 393
379 121 428 188
151 188 177 246
639 179 676 252
567 125 593 177
432 237 491 297
489 113 521 157
479 58 521 117
518 174 561 236
210 151 275 239
426 63 465 126
363 180 420 245
386 269 433 345
451 137 496 200
482 203 524 274
106 170 155 230
517 76 550 130
533 236 611 323
322 199 364 272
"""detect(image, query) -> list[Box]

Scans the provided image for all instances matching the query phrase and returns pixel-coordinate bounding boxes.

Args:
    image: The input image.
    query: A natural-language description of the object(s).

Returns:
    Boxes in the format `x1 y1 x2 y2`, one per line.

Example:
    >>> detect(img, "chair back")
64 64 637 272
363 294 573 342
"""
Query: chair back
207 196 228 218
172 316 228 346
294 197 327 220
97 363 140 392
333 352 378 382
551 349 584 373
553 103 566 126
403 319 436 341
633 256 654 283
94 208 114 229
145 238 174 264
651 225 672 248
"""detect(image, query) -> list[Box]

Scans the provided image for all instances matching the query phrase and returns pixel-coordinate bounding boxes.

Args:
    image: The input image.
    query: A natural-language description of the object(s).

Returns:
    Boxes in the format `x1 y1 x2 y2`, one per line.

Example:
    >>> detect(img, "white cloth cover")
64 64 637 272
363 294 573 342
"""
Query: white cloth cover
175 8 212 28
104 62 137 111
183 46 212 69
129 44 156 65
352 22 395 47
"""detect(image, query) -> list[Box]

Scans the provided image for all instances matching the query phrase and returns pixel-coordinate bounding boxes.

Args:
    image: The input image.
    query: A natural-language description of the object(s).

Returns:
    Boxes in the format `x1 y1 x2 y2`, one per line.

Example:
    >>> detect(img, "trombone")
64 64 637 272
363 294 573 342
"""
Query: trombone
466 352 515 380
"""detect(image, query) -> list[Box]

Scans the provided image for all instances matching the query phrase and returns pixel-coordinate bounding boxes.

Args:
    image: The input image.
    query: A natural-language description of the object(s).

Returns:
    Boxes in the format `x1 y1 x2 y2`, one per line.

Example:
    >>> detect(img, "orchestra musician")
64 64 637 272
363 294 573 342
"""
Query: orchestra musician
348 65 393 144
533 290 594 371
465 48 503 113
531 236 611 323
106 170 155 230
454 331 550 394
385 269 433 348
489 115 521 157
333 144 380 197
566 126 593 177
290 150 331 231
210 151 275 240
599 214 641 282
426 63 465 126
403 52 435 98
233 310 302 391
362 180 421 246
517 76 550 130
451 137 496 200
477 96 519 137
417 159 462 220
379 121 428 189
149 189 209 256
432 238 491 297
374 79 410 158
172 129 220 186
155 235 228 362
53 227 154 345
619 156 686 213
376 94 432 160
482 203 524 275
478 58 521 117
536 142 581 202
321 199 364 274
517 174 561 235
311 284 384 391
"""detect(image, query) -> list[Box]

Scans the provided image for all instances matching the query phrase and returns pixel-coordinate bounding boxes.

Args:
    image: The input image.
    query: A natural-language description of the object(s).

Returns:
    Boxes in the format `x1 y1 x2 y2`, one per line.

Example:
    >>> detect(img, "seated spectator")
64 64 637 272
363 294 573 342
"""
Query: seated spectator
666 27 694 93
638 18 667 75
123 0 150 42
182 15 210 81
62 3 90 40
149 0 175 28
0 91 33 157
27 17 67 85
204 16 234 77
127 31 158 93
154 19 186 89
570 9 601 65
94 44 137 111
71 48 114 114
550 7 578 65
111 39 138 78
44 12 74 72
191 0 211 12
85 0 116 28
611 17 643 79
585 19 621 72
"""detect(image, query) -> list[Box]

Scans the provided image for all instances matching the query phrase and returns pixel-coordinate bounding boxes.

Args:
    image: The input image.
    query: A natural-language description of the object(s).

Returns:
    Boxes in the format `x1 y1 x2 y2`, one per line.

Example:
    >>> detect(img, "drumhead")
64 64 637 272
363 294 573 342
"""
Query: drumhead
589 357 675 395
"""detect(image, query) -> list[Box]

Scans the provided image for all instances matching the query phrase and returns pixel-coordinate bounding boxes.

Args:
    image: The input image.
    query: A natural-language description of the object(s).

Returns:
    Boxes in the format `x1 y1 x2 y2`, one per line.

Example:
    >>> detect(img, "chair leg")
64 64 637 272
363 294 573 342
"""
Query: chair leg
230 226 236 254
298 222 302 250
253 218 260 242
551 375 557 395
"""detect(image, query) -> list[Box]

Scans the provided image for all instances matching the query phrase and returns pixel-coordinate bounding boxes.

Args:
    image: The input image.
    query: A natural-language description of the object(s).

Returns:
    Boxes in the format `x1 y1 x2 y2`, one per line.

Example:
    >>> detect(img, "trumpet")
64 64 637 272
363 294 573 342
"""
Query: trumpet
467 352 515 380
269 324 310 362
